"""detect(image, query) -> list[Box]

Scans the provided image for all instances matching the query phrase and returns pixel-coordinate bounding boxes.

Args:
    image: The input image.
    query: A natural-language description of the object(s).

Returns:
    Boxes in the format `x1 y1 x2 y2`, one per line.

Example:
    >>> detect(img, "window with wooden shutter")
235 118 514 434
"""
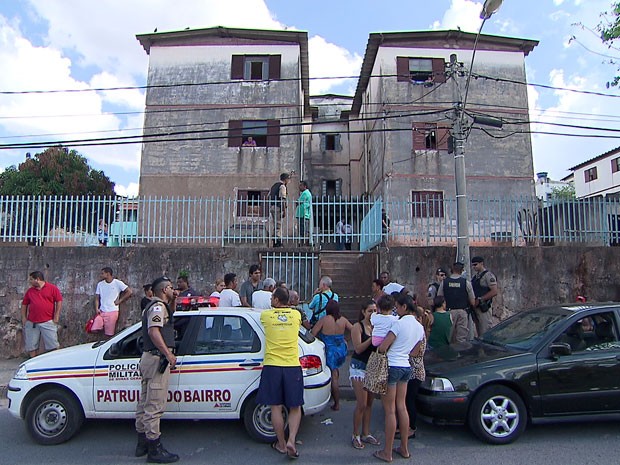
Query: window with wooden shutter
228 120 243 147
411 191 444 218
231 55 281 81
431 58 446 83
268 55 281 80
413 123 449 150
266 119 280 147
397 56 446 84
584 167 598 183
231 120 280 147
396 56 410 82
231 55 244 80
612 157 620 173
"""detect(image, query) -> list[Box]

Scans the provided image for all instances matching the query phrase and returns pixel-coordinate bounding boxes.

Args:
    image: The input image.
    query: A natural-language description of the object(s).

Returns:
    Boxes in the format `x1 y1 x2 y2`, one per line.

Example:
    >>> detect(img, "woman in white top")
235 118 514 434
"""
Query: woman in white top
373 294 424 462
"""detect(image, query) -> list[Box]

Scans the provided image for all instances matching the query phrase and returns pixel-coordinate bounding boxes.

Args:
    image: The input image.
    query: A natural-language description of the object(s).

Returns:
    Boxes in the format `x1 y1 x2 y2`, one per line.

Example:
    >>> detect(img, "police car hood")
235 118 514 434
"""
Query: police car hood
21 343 98 371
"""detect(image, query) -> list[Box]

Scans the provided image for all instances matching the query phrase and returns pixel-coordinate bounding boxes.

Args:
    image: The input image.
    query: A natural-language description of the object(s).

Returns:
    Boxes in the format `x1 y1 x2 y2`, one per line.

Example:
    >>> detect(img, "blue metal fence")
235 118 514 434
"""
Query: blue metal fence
1 195 619 247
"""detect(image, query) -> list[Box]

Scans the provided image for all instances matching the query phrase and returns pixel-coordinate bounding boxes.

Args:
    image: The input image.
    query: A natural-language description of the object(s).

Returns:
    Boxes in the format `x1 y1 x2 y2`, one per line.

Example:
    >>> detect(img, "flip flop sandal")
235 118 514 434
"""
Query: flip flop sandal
362 434 381 445
392 448 411 459
286 445 299 459
271 441 286 454
352 435 365 449
373 450 392 463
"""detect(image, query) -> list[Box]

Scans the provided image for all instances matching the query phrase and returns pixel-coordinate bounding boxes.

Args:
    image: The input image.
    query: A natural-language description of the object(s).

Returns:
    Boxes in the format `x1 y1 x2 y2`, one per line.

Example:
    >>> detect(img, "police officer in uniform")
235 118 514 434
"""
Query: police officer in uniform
437 262 475 343
471 256 498 337
135 277 179 463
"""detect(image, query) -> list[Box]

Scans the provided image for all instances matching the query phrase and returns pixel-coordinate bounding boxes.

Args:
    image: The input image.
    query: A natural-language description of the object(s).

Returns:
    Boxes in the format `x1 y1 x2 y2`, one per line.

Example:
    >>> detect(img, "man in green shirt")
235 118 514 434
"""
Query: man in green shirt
295 180 312 246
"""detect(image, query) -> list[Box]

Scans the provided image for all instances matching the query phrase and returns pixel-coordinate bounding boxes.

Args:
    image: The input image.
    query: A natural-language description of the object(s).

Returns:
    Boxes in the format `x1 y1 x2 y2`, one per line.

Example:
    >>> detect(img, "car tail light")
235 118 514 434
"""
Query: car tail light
299 355 323 376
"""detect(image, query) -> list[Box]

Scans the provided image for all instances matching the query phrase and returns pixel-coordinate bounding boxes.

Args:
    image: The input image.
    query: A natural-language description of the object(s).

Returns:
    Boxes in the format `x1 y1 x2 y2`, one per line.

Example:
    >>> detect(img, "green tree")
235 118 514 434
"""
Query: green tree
598 2 620 87
0 146 115 196
551 184 576 200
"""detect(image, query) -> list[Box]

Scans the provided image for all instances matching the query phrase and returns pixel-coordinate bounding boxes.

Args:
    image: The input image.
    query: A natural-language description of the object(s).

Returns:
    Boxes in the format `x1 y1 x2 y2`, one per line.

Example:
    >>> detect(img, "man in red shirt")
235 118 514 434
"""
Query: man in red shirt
21 271 63 358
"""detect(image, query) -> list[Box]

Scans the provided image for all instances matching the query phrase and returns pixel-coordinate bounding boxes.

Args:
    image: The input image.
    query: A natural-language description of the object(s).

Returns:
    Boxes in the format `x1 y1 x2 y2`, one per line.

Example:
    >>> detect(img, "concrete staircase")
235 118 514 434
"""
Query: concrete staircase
318 251 378 321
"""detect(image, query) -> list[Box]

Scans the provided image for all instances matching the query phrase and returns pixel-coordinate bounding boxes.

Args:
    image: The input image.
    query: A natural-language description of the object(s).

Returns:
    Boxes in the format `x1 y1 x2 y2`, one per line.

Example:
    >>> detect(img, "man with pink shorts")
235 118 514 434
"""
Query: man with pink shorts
95 267 132 337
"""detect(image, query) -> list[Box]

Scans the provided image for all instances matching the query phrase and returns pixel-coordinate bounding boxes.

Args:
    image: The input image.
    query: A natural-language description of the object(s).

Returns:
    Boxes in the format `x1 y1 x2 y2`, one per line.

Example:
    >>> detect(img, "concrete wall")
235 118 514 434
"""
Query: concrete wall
381 246 620 324
2 245 619 359
0 246 260 359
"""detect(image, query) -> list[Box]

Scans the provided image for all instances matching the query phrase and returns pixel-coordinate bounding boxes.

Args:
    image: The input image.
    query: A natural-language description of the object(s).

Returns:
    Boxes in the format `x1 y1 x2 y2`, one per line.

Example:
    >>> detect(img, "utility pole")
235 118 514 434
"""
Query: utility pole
448 54 471 270
447 0 505 274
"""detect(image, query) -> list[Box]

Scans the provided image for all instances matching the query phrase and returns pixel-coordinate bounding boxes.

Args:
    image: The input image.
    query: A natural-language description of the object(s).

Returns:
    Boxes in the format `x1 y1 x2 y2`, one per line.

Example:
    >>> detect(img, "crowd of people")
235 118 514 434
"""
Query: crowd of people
19 257 499 463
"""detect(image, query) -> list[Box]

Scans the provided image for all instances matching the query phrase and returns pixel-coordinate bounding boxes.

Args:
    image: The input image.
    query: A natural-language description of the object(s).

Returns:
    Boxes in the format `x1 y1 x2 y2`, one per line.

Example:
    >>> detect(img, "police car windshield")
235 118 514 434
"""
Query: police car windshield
479 307 569 351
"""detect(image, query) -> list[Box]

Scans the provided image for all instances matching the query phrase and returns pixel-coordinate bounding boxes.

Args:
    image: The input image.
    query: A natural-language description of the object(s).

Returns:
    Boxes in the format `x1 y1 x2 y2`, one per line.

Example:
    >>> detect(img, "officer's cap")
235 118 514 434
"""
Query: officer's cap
151 276 172 292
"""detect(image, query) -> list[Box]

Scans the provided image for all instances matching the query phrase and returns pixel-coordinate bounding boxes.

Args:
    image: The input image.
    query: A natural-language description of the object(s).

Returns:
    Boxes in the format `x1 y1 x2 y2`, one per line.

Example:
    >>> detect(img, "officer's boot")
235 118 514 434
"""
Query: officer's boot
147 438 180 463
135 433 148 457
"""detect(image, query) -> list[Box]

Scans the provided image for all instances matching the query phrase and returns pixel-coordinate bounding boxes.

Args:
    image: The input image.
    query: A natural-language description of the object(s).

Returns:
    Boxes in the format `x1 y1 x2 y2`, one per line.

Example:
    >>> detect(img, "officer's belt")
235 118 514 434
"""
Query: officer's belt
144 348 175 356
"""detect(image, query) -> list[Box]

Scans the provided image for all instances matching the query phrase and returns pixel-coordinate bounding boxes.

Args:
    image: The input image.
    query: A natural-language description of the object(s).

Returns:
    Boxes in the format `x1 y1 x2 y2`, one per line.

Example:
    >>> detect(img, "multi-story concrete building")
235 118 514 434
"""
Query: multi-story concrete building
351 30 538 204
136 26 310 202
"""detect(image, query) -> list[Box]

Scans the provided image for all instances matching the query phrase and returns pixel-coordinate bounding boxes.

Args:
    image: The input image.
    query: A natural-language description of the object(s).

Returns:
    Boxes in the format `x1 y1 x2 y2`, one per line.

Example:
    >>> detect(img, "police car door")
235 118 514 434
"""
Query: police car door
175 313 262 415
93 319 185 413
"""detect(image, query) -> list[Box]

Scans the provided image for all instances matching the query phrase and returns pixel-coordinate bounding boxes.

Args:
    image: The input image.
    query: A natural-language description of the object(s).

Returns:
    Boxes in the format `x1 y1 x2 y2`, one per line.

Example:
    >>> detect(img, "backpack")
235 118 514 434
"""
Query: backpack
310 292 334 325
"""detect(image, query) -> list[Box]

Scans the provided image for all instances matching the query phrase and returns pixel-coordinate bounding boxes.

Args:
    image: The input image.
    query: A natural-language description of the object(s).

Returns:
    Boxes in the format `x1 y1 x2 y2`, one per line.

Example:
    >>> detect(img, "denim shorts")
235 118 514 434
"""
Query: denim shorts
387 366 412 385
349 358 367 382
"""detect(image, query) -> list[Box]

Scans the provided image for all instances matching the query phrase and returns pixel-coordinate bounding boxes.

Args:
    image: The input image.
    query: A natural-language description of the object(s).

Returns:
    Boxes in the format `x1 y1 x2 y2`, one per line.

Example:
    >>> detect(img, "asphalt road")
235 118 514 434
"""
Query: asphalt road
1 398 619 465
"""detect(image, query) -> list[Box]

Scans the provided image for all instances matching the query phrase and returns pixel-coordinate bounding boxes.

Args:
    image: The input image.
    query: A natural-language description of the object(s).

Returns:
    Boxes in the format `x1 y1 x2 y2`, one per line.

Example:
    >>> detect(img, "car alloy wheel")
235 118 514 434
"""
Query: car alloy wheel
468 385 527 445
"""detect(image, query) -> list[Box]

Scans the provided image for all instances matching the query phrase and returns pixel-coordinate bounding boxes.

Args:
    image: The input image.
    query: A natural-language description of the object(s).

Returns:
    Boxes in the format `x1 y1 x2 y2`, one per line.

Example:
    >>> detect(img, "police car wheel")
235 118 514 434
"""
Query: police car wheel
25 388 85 445
242 393 289 443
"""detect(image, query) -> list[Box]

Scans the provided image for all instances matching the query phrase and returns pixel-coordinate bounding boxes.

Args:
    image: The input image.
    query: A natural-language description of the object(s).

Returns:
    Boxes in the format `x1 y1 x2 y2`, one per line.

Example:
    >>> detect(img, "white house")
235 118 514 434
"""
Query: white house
567 146 620 199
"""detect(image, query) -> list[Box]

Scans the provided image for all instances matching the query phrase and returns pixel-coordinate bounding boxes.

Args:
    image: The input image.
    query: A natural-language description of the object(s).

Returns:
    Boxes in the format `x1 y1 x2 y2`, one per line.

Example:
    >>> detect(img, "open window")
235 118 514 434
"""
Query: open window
397 57 446 84
231 55 281 81
412 123 449 150
228 120 280 147
320 133 342 152
237 189 269 217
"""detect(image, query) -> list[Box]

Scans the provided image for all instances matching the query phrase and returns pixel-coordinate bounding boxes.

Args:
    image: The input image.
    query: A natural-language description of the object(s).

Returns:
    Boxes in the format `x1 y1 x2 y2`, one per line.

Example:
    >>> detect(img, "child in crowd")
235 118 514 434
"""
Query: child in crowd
371 294 397 346
428 296 452 349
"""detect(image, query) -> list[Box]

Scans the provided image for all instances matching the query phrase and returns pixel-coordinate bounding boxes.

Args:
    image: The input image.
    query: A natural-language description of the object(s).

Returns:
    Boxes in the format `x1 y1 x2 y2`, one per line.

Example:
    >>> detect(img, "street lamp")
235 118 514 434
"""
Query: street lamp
451 0 503 272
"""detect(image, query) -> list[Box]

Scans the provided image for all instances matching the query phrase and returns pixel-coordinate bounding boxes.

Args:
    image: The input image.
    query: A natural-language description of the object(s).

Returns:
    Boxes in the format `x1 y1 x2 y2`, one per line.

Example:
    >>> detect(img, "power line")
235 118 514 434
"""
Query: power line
0 109 452 150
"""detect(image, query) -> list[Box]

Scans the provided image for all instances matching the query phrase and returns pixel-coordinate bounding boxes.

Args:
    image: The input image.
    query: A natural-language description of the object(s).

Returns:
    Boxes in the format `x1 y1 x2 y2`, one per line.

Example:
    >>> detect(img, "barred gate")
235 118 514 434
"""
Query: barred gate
260 252 319 302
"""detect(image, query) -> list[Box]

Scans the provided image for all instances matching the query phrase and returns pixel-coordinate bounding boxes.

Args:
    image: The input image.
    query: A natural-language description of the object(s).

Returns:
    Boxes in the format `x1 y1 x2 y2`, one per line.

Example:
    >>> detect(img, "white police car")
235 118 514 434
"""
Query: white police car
7 307 331 445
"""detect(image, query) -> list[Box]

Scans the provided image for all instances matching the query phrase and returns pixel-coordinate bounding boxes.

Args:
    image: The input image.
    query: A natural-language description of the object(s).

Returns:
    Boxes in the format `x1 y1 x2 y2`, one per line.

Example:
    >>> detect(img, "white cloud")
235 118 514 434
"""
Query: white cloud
530 68 619 179
114 182 139 198
27 0 283 80
308 35 362 95
433 0 483 33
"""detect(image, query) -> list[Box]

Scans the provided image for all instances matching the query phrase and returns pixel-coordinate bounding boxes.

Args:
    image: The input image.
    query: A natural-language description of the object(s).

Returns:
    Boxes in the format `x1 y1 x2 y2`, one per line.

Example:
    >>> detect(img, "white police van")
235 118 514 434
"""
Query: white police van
7 308 331 445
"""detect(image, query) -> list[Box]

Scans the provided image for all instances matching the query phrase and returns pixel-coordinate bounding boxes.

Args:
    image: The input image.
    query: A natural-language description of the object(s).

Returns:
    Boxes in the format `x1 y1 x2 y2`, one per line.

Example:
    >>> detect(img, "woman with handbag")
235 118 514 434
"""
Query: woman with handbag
349 301 381 450
373 294 424 463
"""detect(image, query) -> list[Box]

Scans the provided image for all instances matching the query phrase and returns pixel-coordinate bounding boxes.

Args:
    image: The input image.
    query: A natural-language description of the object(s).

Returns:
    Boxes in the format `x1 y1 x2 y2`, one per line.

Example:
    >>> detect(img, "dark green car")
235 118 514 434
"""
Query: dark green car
417 303 620 444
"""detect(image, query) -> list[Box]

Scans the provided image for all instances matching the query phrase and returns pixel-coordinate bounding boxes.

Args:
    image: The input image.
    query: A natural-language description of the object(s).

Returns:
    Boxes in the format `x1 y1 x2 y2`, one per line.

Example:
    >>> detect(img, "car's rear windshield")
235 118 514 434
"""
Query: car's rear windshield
298 326 316 344
480 307 570 351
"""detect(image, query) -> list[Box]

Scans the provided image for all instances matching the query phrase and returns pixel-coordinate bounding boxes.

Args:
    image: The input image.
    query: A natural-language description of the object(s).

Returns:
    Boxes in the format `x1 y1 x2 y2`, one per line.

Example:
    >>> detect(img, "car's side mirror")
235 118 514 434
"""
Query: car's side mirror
549 342 572 357
108 342 121 358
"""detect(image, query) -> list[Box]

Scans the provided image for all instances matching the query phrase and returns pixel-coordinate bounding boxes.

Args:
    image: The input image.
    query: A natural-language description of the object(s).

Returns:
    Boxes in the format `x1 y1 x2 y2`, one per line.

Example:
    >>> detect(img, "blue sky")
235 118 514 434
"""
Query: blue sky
0 0 618 196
